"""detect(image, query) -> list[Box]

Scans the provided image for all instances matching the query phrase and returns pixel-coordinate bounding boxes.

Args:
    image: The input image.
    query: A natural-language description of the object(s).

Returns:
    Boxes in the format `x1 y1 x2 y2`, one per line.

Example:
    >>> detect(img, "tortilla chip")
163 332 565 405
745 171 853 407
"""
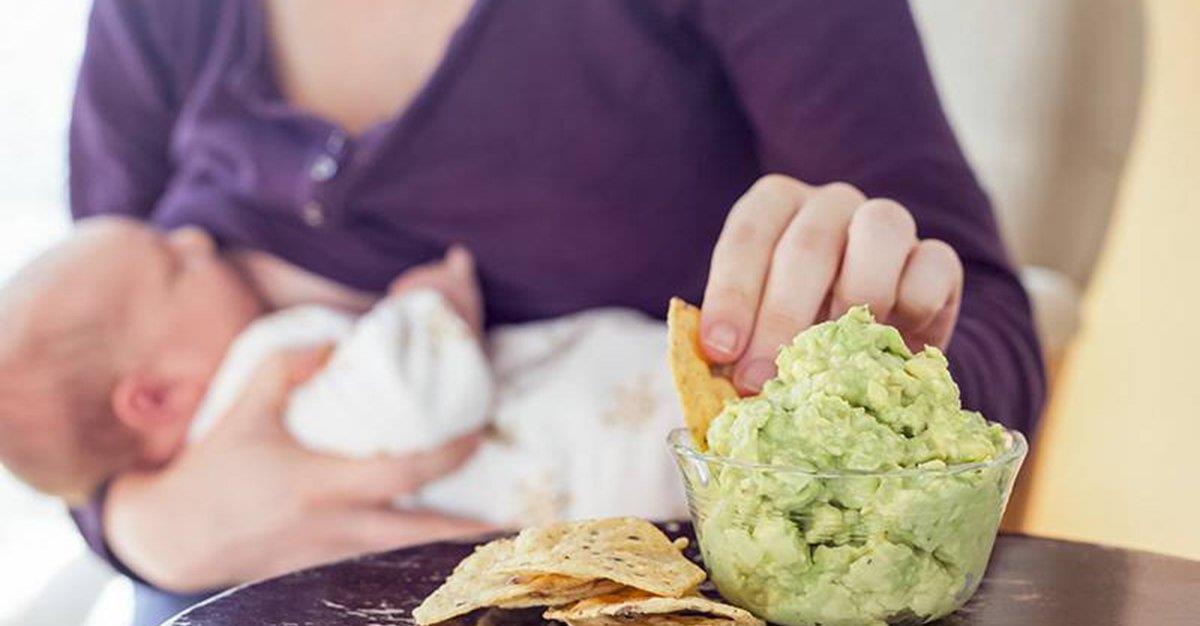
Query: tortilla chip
472 607 541 626
500 518 705 599
544 588 764 626
562 618 738 626
667 298 738 450
493 575 625 609
412 538 622 625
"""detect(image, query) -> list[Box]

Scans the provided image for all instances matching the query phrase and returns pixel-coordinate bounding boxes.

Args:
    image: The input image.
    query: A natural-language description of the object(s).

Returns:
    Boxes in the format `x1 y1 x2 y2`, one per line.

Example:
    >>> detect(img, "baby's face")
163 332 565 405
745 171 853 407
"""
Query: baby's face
84 221 266 463
117 224 264 377
0 218 265 498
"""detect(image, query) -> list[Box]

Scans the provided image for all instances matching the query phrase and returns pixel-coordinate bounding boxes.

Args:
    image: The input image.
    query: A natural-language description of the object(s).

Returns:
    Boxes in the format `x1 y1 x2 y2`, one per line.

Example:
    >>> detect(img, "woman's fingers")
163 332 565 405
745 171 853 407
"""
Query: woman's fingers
703 174 968 393
830 198 918 320
892 239 963 350
303 431 483 504
701 175 811 364
734 183 862 392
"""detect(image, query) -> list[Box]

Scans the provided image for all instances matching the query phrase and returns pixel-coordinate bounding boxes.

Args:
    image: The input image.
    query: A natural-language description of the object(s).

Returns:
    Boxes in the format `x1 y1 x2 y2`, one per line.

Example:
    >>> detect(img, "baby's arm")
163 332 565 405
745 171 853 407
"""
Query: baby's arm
285 291 493 458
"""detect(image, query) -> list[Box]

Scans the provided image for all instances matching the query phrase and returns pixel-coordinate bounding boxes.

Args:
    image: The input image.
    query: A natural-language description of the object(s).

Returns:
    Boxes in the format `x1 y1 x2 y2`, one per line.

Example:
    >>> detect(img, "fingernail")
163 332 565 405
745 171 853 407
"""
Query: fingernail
704 322 739 356
736 359 776 393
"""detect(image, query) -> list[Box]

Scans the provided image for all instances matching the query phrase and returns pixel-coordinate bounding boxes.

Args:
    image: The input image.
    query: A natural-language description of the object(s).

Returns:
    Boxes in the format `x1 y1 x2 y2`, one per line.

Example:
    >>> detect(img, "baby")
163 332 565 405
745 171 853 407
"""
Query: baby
0 217 685 524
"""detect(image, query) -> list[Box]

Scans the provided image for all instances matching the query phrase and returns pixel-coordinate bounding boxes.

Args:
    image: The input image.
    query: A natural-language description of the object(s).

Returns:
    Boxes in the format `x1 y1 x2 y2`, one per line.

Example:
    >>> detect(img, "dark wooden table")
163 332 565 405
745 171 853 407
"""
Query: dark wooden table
164 522 1200 626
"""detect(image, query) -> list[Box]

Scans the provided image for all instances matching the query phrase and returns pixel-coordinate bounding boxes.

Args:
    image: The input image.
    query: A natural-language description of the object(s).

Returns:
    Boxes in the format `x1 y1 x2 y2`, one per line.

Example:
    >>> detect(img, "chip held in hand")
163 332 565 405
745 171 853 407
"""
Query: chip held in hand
666 298 738 450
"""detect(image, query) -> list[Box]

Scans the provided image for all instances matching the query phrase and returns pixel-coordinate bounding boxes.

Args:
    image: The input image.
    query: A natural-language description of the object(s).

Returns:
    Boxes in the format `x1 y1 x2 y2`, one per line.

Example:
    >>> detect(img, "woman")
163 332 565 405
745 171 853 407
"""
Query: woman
68 1 1044 623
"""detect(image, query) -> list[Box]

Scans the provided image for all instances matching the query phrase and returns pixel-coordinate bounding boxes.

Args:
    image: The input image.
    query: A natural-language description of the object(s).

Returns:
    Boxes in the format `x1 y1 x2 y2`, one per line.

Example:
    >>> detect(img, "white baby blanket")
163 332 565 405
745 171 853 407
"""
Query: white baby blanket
190 291 687 526
191 290 492 456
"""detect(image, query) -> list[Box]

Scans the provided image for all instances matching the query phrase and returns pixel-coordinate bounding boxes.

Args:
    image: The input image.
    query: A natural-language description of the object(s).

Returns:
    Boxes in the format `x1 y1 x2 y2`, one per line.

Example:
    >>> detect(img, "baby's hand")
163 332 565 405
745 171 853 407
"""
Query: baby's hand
388 246 484 335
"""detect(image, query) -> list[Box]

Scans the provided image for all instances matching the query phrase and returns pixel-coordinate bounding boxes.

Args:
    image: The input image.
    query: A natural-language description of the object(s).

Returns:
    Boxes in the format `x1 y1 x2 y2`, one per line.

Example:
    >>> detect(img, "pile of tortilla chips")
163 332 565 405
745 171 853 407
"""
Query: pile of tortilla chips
666 298 738 451
413 518 762 626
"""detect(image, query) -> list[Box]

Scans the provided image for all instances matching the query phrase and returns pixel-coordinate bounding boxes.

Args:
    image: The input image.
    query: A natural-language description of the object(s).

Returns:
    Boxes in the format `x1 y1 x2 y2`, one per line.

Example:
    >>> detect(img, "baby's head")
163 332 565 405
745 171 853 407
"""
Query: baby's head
0 217 263 503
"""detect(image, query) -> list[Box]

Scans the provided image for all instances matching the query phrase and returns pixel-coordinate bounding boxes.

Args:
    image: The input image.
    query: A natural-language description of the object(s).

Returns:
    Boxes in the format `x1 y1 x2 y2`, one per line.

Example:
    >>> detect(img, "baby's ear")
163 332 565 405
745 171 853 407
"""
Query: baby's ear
111 370 196 465
112 370 169 430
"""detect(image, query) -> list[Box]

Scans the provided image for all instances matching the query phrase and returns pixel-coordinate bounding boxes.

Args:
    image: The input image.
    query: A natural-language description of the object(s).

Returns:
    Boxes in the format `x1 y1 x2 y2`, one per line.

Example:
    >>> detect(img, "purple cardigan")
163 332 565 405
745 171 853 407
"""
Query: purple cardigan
69 0 1044 585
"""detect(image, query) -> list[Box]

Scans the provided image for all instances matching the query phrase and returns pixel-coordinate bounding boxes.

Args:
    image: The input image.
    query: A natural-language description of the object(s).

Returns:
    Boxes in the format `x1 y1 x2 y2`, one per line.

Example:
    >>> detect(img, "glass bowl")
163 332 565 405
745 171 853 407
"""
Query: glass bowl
669 428 1027 626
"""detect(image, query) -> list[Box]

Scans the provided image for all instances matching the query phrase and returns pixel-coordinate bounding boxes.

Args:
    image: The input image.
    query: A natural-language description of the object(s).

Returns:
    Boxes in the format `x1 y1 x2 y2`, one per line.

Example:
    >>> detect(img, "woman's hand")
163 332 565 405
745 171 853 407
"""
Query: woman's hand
104 346 493 593
702 174 964 393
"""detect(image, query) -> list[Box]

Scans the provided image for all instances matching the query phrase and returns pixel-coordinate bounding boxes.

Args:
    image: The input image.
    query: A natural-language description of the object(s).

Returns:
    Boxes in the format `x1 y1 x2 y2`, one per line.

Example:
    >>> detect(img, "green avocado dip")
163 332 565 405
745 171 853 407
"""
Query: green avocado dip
685 306 1023 626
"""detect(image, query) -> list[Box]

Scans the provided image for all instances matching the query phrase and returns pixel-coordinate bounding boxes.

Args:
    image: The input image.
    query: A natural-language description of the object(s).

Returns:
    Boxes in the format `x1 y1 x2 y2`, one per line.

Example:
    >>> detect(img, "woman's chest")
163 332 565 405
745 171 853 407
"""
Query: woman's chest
263 0 473 137
158 0 760 319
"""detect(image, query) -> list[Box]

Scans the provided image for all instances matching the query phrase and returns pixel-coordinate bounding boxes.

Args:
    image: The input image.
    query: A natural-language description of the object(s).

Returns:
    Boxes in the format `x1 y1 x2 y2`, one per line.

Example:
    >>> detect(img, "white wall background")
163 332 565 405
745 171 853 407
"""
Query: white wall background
0 2 132 625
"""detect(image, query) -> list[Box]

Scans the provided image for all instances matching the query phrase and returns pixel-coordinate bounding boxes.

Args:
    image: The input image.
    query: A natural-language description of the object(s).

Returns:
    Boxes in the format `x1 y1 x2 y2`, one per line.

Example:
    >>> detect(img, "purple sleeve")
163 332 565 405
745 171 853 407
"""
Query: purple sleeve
690 0 1045 431
69 481 149 584
67 0 183 582
69 0 180 219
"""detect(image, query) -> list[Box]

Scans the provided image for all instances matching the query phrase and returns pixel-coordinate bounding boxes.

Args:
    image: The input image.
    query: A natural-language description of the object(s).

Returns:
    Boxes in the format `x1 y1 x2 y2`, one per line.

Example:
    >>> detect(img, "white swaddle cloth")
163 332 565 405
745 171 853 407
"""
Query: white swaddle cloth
191 290 492 457
190 291 686 525
403 308 688 524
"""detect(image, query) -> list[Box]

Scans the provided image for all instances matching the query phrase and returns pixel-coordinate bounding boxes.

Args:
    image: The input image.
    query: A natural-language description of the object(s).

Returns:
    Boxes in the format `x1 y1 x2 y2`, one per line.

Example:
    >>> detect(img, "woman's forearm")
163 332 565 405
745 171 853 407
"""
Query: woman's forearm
691 0 1046 429
948 266 1046 432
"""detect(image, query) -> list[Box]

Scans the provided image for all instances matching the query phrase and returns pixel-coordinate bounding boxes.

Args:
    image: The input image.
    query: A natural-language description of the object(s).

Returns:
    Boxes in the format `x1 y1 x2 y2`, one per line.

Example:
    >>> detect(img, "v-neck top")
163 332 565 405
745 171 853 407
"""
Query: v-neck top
69 0 1043 426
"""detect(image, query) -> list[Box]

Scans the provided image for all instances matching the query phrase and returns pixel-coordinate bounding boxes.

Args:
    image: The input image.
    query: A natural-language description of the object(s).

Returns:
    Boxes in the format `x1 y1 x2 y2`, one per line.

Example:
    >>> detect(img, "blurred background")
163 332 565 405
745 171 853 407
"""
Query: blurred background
0 1 1196 624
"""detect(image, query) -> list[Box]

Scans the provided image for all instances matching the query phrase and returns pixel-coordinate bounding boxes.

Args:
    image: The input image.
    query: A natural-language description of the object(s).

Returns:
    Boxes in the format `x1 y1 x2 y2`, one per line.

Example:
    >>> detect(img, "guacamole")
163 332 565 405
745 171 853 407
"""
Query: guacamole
691 307 1021 626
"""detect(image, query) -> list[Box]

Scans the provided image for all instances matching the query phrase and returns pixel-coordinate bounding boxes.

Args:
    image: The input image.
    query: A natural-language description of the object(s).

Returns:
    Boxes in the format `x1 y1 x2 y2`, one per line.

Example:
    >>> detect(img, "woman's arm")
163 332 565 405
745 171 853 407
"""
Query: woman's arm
66 0 188 583
66 0 213 584
104 347 493 592
689 0 1045 430
69 0 188 219
65 3 493 590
